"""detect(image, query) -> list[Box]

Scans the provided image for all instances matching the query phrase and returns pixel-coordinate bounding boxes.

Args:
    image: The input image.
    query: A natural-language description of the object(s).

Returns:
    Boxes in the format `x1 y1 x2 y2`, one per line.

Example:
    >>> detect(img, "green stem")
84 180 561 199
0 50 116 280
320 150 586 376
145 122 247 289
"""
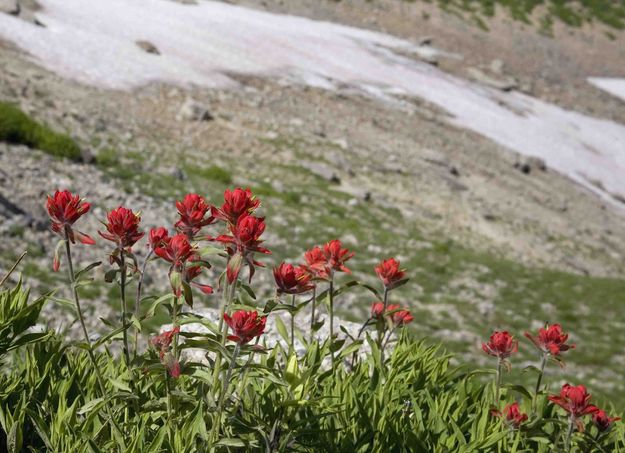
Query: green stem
119 252 131 369
64 240 123 441
532 353 547 414
133 249 153 360
329 276 335 367
210 343 241 444
211 277 237 399
308 286 317 344
564 415 575 452
495 358 503 406
172 294 179 359
382 287 389 310
290 294 296 352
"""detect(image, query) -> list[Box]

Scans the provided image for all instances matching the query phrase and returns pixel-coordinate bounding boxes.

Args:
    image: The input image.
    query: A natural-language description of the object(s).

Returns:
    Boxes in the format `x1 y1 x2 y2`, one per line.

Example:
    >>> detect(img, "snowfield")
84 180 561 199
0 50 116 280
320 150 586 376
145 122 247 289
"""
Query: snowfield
589 78 625 103
1 0 625 206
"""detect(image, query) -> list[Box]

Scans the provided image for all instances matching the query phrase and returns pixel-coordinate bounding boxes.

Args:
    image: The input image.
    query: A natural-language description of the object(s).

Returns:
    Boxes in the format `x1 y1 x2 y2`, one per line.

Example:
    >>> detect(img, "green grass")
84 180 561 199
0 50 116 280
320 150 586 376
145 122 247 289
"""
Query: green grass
420 0 625 33
185 165 233 185
0 102 82 160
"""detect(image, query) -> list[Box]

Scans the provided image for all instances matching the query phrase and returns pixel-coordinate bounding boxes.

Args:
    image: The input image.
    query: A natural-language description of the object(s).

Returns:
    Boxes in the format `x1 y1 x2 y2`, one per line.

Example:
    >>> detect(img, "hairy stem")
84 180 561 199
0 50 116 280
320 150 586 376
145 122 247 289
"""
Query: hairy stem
210 343 241 444
328 276 335 367
119 251 131 369
564 415 575 452
290 294 296 352
532 353 548 414
495 358 503 406
64 240 123 440
133 249 153 360
308 286 317 344
382 287 389 310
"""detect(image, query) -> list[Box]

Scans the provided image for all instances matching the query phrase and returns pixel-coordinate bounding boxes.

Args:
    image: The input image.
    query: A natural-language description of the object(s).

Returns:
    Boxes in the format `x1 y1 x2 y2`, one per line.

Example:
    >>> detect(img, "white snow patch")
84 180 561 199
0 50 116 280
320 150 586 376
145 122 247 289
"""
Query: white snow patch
588 77 625 103
1 0 625 206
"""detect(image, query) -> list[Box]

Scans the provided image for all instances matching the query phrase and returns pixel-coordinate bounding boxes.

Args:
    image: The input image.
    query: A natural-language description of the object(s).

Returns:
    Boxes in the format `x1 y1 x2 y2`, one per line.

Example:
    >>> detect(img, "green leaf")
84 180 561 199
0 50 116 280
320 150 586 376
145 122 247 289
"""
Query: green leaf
74 261 102 281
109 378 131 392
274 316 289 344
77 398 105 415
144 293 175 319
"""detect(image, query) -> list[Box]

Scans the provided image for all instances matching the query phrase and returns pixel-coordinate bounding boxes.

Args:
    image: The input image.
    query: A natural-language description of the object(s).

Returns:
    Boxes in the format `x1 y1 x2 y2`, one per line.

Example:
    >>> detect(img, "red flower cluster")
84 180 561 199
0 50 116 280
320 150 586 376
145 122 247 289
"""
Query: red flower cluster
154 233 213 298
224 310 267 344
213 188 260 225
273 262 314 295
148 227 169 250
370 302 413 326
386 304 414 326
304 240 354 280
482 331 518 360
549 384 598 430
154 233 195 267
175 193 214 238
150 327 181 378
46 190 95 246
216 214 270 283
493 402 528 429
98 206 144 250
375 258 406 290
525 323 575 357
592 409 621 432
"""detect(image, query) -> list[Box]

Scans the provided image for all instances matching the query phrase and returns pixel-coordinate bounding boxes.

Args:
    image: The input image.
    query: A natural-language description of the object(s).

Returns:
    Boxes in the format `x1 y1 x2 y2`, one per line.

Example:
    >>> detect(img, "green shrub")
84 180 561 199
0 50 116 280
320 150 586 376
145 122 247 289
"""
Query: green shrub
186 165 233 185
0 102 81 160
95 147 120 168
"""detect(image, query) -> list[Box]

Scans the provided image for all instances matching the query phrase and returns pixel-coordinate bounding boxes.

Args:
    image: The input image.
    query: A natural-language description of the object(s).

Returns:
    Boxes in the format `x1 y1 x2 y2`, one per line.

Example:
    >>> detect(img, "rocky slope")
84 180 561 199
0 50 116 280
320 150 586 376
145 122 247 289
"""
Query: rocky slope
1 0 625 405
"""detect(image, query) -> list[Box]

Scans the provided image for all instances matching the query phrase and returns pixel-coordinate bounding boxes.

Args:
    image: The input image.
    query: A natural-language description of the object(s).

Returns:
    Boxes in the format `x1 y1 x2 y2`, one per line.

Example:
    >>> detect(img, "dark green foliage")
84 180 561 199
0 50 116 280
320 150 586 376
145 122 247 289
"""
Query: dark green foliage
0 102 81 160
186 165 233 185
422 0 625 32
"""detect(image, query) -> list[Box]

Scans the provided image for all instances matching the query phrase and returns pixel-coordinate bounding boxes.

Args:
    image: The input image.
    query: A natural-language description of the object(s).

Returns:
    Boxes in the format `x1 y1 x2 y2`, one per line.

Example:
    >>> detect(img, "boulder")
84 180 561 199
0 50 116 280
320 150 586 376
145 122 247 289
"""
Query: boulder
176 98 213 122
0 0 19 14
136 40 160 55
301 161 340 184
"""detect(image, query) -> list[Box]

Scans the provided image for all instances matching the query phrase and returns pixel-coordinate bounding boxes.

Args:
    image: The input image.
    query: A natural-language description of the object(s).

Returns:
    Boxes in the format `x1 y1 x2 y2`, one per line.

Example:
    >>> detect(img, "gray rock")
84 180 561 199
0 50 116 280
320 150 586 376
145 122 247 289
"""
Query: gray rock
136 40 160 55
0 0 19 15
490 59 505 75
176 98 213 122
301 161 340 184
514 156 547 174
467 67 517 92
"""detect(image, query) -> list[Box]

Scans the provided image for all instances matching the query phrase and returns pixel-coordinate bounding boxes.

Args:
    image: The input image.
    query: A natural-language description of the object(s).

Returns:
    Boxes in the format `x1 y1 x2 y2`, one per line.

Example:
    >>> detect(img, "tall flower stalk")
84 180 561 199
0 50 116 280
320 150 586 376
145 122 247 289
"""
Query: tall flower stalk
482 331 518 405
525 323 575 413
46 190 122 437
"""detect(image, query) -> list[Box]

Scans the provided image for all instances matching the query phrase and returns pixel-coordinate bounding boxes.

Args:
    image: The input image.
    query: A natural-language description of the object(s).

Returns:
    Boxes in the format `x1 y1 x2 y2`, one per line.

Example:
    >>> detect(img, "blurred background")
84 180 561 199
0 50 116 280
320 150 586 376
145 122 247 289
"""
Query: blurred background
1 0 624 407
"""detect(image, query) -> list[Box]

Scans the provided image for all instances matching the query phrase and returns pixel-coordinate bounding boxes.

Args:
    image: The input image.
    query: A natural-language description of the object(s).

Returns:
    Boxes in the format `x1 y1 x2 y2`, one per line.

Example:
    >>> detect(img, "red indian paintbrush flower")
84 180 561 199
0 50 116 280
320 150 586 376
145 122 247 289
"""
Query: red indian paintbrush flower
150 327 181 378
371 302 386 320
213 187 260 225
98 206 144 249
525 323 575 357
224 310 267 344
304 246 329 280
273 262 314 295
482 331 518 360
592 409 621 432
493 402 528 429
322 239 354 274
154 233 195 267
175 193 214 238
46 190 95 245
386 304 414 326
549 384 599 430
375 258 406 290
216 214 270 283
149 227 170 250
185 265 213 295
